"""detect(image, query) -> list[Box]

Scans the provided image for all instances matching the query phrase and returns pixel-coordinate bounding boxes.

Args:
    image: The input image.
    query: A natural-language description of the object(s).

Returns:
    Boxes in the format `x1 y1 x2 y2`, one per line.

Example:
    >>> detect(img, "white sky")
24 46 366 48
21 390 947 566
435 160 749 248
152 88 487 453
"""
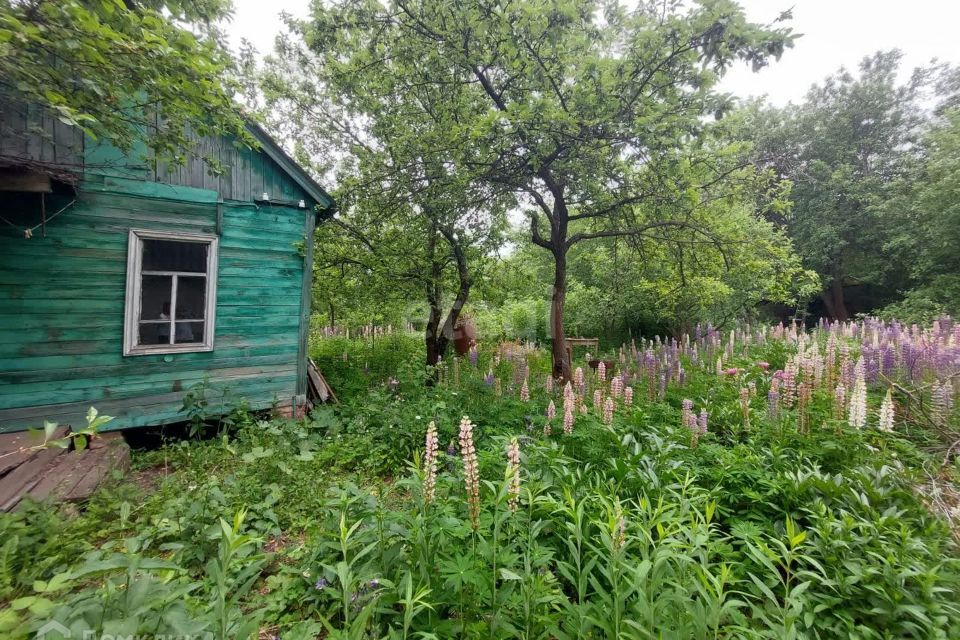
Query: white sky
228 0 960 107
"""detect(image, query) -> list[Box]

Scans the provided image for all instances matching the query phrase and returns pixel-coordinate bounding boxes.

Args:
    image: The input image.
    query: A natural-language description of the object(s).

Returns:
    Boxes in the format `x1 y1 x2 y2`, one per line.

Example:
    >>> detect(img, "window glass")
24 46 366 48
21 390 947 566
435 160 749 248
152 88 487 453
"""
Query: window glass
176 276 206 320
174 322 205 344
138 322 168 345
142 239 207 272
140 275 173 321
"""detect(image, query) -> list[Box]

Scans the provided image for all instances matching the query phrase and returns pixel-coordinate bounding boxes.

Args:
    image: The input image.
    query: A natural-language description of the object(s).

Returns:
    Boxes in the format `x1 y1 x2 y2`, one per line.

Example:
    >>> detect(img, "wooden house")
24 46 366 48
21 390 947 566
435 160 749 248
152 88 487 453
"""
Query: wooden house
0 98 334 433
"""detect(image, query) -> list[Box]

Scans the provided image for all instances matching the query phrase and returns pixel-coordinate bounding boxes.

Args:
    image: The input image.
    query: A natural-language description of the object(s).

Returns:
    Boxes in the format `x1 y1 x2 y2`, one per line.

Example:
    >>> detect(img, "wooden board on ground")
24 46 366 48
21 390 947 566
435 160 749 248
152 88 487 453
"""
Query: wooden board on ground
0 430 130 511
0 439 68 511
0 427 64 475
307 358 338 405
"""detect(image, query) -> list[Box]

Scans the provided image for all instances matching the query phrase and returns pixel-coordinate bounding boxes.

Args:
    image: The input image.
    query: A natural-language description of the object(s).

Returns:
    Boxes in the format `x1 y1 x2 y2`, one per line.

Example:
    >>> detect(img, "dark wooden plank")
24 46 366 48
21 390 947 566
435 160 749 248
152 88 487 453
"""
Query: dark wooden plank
0 426 66 475
26 449 91 503
0 442 68 511
64 438 130 502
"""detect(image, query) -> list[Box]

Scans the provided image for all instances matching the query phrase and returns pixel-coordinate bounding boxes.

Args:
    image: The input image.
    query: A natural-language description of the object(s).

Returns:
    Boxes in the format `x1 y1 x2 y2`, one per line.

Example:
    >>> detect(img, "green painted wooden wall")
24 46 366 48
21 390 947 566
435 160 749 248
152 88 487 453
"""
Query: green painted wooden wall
0 119 322 432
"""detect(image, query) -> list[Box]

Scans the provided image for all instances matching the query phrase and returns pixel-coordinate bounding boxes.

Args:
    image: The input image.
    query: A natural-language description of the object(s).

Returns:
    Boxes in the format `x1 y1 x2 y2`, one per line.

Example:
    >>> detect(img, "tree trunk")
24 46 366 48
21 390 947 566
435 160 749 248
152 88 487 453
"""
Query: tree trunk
424 229 444 371
550 246 571 381
436 226 472 359
821 278 850 322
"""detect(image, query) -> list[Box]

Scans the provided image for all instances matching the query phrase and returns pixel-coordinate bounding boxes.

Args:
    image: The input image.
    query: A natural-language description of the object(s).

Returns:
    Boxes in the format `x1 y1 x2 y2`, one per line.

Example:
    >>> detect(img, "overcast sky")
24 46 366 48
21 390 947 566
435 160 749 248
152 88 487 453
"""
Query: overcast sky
228 0 959 106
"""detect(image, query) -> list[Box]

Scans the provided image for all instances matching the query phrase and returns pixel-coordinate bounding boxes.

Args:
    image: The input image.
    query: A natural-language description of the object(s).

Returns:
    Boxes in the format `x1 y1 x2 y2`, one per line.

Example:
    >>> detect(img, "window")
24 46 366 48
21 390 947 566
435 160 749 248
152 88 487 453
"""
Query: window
123 229 218 355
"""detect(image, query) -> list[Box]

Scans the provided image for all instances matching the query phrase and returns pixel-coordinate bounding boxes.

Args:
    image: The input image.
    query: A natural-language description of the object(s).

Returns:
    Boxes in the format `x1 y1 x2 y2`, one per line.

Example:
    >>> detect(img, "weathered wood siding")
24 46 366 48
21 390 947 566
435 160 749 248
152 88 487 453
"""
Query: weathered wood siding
0 174 314 433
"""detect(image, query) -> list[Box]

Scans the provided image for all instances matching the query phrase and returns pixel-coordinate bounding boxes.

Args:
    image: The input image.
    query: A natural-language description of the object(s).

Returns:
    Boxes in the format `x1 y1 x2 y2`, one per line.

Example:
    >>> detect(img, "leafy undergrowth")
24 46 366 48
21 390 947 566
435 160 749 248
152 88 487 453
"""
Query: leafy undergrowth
2 321 960 639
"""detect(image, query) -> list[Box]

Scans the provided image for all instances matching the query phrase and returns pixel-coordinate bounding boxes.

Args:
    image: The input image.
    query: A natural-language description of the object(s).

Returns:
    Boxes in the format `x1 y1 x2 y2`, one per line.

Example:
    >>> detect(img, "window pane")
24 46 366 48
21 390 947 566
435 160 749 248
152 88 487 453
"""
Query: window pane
176 276 206 320
139 321 171 345
174 322 204 344
141 275 172 321
142 239 208 273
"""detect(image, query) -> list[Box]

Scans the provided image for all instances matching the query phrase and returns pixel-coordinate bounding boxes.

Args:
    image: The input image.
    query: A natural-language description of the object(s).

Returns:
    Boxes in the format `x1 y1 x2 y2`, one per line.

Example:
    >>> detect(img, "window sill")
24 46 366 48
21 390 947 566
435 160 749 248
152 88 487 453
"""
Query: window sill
123 344 214 357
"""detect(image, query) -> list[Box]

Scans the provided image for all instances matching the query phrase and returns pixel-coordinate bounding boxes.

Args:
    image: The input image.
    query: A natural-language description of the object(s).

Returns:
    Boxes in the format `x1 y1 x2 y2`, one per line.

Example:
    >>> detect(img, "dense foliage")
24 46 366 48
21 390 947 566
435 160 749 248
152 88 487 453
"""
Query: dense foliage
0 0 249 163
2 318 958 638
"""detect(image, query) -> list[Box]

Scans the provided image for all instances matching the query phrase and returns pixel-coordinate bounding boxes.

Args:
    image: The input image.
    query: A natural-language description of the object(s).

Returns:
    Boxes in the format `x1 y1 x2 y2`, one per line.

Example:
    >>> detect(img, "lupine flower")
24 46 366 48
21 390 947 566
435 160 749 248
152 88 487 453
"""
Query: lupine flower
932 381 953 426
458 416 481 529
370 578 380 589
624 386 634 406
574 367 584 388
740 387 751 430
469 346 478 367
681 398 696 430
563 407 574 434
423 421 439 503
767 389 780 420
698 409 708 434
603 396 614 424
484 370 495 386
848 373 867 429
593 389 602 408
543 423 552 436
545 374 554 394
613 506 626 551
878 389 895 432
506 437 521 512
597 361 607 381
833 382 846 420
716 357 723 375
756 361 770 371
546 400 556 421
611 375 623 399
314 578 328 590
797 382 811 432
520 378 530 401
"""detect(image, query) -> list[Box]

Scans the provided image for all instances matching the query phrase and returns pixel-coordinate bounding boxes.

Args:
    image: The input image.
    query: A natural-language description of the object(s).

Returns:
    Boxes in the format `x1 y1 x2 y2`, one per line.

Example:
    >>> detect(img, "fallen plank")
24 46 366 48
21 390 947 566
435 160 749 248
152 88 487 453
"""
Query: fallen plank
64 440 130 502
0 444 68 511
27 449 92 503
0 426 67 476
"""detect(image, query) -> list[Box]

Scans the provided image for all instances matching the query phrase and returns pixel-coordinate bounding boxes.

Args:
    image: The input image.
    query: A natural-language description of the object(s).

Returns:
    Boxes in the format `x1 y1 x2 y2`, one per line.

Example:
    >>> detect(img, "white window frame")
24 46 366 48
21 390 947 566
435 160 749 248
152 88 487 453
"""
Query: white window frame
123 229 218 356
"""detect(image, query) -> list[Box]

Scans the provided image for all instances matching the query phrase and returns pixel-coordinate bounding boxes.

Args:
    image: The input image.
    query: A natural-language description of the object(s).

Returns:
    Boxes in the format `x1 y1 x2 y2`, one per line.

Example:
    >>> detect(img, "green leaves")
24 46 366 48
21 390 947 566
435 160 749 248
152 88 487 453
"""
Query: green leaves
0 0 249 164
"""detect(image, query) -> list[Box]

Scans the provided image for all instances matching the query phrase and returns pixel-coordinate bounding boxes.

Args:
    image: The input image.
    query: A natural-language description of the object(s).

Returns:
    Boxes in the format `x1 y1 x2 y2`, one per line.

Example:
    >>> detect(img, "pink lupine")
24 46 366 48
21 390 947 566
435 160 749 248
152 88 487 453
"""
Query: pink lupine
546 400 557 421
423 421 439 503
506 438 521 512
458 416 481 529
611 375 623 399
545 374 554 394
833 382 846 420
597 361 607 381
543 422 552 436
563 407 574 434
520 378 530 402
624 386 634 406
603 396 614 424
574 367 584 388
698 408 708 434
681 398 696 430
594 389 602 408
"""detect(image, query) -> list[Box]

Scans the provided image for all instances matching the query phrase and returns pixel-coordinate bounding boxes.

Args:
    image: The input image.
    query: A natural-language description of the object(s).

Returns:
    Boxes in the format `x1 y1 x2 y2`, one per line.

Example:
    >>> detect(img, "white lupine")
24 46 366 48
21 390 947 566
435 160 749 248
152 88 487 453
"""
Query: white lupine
878 389 895 432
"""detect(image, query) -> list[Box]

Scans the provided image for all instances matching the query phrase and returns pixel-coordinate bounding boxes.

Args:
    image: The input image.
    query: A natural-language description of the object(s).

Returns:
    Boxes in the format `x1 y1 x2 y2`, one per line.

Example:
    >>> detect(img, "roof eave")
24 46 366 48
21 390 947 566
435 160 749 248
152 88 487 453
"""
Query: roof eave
244 122 335 215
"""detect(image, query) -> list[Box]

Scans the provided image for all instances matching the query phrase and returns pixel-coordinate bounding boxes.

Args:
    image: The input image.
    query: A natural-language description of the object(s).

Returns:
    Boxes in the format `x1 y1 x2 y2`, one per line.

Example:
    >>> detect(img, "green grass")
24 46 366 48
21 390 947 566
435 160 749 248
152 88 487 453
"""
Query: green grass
1 331 958 639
